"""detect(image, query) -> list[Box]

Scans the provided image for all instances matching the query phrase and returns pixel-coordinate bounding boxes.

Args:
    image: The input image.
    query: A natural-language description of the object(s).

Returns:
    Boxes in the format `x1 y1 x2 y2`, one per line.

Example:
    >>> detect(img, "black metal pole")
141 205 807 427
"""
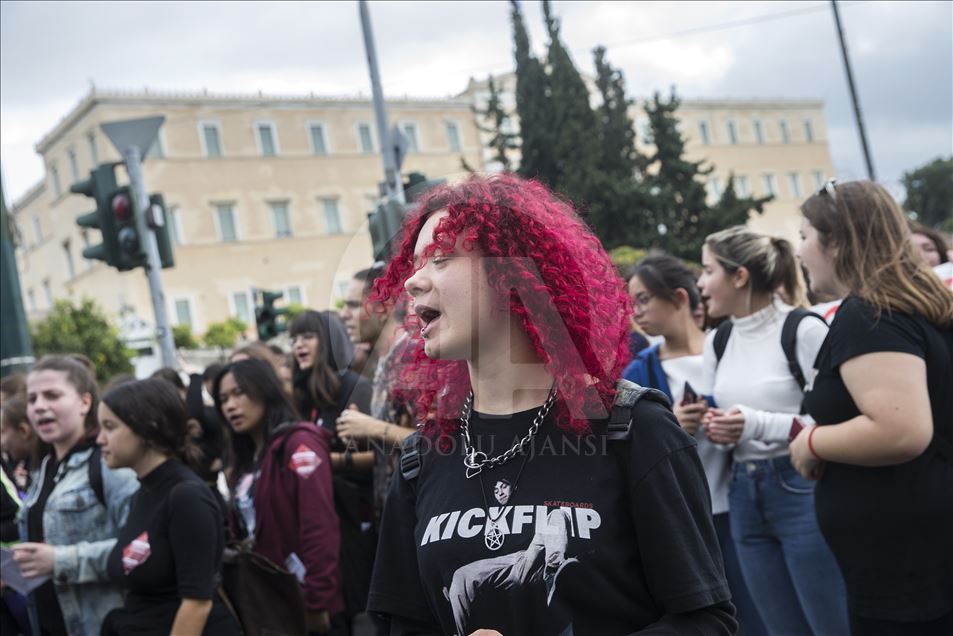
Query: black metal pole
831 0 876 181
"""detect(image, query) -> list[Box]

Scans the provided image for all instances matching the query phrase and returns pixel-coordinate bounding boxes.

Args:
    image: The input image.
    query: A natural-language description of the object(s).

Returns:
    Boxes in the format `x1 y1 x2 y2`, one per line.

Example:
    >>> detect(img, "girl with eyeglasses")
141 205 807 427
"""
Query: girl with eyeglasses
622 253 766 636
792 180 953 635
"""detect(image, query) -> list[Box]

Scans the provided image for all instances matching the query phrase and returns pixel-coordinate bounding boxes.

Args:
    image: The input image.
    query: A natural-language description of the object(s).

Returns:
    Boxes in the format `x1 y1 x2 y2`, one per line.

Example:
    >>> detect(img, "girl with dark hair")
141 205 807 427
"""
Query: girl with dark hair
697 226 847 634
792 180 953 634
367 174 735 635
622 254 765 636
213 359 341 634
12 355 139 636
97 378 239 636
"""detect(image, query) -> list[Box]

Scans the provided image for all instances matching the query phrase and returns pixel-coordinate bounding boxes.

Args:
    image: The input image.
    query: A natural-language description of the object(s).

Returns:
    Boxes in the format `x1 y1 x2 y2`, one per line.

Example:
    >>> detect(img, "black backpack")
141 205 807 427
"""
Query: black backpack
712 307 826 391
88 446 106 507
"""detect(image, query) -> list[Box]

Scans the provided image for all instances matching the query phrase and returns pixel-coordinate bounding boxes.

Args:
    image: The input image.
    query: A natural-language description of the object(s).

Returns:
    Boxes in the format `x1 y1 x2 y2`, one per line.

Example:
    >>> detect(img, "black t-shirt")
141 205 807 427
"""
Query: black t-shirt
104 459 239 635
368 399 734 635
803 295 953 621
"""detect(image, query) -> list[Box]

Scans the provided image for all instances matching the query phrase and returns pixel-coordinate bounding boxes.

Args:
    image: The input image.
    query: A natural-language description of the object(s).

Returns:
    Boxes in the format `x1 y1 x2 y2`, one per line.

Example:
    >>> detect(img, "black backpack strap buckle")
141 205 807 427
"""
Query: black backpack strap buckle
399 433 422 480
607 380 672 440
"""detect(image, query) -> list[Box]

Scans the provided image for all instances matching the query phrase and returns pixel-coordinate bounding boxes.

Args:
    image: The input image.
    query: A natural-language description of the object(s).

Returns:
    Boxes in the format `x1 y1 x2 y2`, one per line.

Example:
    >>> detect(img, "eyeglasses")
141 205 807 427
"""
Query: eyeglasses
632 293 654 309
290 331 318 345
818 178 838 210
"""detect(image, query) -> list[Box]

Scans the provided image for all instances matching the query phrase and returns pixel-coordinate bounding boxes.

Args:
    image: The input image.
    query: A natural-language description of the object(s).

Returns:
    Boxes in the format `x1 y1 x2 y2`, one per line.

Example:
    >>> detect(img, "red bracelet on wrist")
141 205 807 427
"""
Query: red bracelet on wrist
807 425 823 461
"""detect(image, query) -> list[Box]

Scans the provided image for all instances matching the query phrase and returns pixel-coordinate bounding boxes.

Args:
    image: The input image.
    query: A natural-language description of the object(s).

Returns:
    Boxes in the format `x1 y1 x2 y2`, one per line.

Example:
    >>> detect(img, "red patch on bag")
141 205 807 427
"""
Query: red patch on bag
122 531 151 574
289 444 321 478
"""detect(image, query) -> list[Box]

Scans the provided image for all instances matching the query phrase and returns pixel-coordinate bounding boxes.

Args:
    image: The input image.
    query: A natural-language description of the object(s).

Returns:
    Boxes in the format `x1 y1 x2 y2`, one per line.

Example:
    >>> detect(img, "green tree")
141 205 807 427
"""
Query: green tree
31 297 134 383
172 324 198 350
902 156 953 230
542 0 601 207
641 90 771 261
473 75 519 171
511 0 557 185
584 46 653 248
203 318 247 353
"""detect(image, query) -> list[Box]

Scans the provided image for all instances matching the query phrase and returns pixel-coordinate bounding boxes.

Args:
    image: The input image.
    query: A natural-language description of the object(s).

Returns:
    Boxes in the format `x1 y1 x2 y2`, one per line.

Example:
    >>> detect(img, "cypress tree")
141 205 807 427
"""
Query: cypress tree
472 75 518 172
511 0 557 185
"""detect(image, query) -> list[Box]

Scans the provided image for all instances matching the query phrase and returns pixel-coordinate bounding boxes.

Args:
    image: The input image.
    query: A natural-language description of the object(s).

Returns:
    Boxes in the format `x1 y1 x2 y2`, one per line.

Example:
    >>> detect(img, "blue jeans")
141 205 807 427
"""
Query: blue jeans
729 456 848 635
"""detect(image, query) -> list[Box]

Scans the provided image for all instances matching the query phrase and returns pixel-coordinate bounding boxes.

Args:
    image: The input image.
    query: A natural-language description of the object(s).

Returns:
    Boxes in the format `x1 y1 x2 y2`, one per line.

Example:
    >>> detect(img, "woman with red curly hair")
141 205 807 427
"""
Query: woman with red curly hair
367 174 735 635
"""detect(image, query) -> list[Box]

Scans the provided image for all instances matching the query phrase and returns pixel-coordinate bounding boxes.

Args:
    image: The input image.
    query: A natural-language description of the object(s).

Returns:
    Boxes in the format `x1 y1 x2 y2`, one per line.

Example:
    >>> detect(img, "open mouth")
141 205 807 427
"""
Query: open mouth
35 417 56 428
416 305 442 337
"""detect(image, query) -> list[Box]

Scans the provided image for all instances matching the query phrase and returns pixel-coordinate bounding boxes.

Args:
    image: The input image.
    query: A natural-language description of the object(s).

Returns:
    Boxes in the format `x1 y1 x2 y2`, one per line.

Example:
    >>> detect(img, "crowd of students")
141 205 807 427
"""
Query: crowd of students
1 173 950 636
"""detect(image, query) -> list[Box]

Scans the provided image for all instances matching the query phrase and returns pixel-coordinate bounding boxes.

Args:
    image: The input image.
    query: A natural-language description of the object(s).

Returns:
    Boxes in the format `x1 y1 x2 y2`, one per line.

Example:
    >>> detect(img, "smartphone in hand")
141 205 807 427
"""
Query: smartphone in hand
682 381 699 406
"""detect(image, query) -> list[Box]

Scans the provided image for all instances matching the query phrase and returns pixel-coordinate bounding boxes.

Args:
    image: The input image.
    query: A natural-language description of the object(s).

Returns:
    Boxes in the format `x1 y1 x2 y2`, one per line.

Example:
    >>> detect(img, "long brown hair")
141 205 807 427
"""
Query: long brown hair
801 180 953 327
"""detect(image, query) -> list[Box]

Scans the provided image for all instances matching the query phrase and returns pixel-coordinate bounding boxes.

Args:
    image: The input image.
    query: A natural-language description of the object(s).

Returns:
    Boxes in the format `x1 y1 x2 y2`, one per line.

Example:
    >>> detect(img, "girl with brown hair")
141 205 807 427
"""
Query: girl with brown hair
792 180 953 635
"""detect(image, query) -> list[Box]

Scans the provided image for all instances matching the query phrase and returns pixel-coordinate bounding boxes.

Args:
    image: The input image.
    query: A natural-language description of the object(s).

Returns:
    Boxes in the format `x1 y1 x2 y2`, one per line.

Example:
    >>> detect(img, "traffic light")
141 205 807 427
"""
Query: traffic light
109 186 147 272
254 289 289 341
148 194 175 269
72 164 121 266
367 199 407 263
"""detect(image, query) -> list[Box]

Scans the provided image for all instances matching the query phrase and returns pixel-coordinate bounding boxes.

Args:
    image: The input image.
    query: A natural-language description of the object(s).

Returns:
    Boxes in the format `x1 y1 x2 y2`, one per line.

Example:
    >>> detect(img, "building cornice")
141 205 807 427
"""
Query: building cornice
10 180 46 214
34 87 472 154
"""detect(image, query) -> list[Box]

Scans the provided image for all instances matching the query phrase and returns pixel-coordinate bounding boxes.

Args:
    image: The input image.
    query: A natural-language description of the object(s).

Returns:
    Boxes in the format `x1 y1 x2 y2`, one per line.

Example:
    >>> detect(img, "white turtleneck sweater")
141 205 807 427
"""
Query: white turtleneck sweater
701 298 829 462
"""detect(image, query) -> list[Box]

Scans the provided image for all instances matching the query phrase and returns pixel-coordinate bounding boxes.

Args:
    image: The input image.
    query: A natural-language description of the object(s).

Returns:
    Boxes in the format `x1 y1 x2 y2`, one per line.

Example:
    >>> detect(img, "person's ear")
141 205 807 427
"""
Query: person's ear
733 267 750 289
79 392 93 417
673 288 689 309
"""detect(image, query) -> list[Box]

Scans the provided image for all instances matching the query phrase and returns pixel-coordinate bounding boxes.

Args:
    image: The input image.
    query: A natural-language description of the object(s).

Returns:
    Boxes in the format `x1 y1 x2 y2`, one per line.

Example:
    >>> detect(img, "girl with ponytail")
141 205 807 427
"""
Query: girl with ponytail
697 226 848 634
97 378 239 635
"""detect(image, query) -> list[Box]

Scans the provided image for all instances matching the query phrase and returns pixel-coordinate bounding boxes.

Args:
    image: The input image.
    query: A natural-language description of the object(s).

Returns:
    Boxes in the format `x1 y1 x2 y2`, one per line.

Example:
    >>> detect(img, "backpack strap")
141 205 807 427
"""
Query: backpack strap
712 320 733 366
88 446 106 507
781 308 827 391
399 432 422 481
607 379 672 441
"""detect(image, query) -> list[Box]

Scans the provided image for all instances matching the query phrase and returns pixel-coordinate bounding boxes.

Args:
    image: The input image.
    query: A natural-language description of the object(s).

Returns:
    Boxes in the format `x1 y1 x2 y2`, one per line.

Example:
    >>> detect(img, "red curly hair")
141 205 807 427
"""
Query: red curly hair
371 174 631 438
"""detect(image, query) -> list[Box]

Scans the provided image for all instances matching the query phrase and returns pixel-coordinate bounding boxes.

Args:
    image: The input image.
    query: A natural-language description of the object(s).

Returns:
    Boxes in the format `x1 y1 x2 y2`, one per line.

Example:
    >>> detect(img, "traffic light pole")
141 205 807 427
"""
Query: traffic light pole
124 147 176 368
358 0 405 204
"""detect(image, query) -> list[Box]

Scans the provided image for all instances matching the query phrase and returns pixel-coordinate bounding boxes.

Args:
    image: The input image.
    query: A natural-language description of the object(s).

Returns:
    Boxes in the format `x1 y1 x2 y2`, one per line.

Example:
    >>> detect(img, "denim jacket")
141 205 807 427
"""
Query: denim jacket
18 447 139 636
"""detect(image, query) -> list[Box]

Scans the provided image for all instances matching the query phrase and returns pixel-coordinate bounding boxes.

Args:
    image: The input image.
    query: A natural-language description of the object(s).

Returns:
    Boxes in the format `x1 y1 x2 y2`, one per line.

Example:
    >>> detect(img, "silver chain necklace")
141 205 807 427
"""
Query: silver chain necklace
459 385 557 480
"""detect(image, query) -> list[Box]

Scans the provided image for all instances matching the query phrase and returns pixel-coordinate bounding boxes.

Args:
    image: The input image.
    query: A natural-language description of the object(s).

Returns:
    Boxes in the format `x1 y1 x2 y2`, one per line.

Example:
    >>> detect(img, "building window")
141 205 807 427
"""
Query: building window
726 120 738 145
68 148 80 183
812 170 825 191
173 298 193 328
32 215 42 245
753 119 765 144
286 285 304 306
401 122 420 153
146 132 165 159
735 175 751 198
215 204 238 242
787 172 803 198
321 198 343 234
698 120 711 145
256 122 278 156
27 289 36 312
270 201 293 238
231 291 253 325
50 163 62 198
309 122 328 155
762 173 778 197
63 241 75 280
445 121 461 152
201 122 223 158
88 132 99 165
169 206 183 246
779 119 790 144
42 279 53 309
357 123 374 153
803 119 815 143
706 178 723 203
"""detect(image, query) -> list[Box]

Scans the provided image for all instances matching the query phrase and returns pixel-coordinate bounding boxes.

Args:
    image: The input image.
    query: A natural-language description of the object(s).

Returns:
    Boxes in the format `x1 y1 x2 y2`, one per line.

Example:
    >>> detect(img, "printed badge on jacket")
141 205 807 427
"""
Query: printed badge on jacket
122 531 151 574
289 443 322 478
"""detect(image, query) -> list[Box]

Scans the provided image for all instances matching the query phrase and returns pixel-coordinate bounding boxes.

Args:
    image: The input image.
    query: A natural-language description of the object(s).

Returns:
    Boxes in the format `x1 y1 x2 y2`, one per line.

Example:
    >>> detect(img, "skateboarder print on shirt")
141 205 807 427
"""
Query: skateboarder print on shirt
445 507 580 636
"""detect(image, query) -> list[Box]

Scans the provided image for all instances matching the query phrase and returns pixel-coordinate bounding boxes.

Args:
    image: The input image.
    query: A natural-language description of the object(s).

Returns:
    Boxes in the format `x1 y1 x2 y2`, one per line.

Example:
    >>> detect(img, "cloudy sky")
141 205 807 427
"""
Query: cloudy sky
2 0 950 203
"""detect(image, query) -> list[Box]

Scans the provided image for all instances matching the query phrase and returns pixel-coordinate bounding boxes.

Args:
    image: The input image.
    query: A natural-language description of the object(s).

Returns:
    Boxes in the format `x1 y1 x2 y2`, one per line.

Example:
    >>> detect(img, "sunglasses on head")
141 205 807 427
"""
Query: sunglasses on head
818 178 837 208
